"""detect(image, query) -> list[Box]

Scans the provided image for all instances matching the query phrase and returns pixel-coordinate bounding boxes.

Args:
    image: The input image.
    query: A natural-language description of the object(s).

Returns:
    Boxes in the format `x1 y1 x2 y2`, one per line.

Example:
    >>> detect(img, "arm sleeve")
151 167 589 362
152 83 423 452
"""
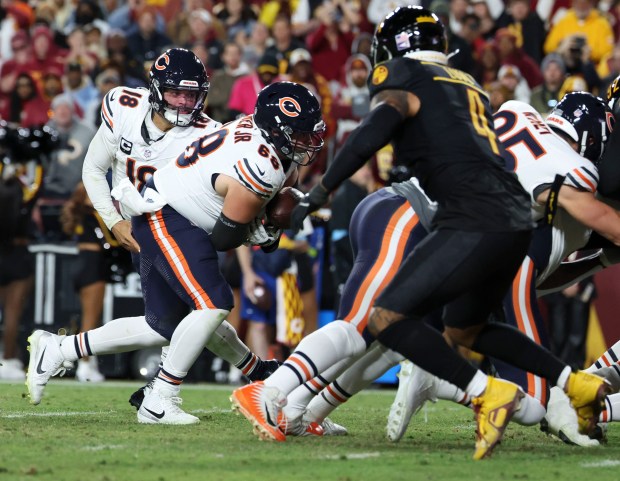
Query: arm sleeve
82 126 123 230
321 102 404 192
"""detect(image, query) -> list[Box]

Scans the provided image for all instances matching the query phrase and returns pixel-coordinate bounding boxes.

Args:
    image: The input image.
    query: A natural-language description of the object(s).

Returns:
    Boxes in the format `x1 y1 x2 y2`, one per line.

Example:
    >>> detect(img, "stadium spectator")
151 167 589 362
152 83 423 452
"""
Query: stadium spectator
332 54 371 146
473 41 501 87
42 94 95 201
264 14 305 74
207 41 250 124
530 53 567 115
306 2 355 84
27 25 67 85
449 0 469 36
228 52 280 117
41 67 65 104
495 0 546 64
65 26 99 74
1 72 50 128
431 0 474 75
107 0 165 37
185 8 224 70
469 0 497 41
63 0 109 36
497 64 531 103
0 30 32 100
241 21 269 69
105 30 148 88
367 0 413 25
495 27 543 88
556 33 601 93
544 0 614 65
167 0 226 47
215 0 258 42
126 6 172 66
63 62 98 117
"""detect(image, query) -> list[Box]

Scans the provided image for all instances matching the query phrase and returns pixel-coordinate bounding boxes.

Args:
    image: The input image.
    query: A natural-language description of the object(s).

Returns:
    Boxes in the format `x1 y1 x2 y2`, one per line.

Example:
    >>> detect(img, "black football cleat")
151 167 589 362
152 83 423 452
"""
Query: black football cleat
246 359 282 382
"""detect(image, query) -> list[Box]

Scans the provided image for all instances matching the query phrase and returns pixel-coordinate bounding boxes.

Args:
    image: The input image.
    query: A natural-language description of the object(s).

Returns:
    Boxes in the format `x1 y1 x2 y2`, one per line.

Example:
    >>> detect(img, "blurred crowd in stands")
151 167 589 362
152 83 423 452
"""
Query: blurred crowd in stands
0 0 615 380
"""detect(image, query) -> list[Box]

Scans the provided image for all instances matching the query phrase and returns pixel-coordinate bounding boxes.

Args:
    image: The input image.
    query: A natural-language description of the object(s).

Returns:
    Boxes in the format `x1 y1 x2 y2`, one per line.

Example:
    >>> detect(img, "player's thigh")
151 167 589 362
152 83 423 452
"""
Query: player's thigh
377 229 530 323
133 206 234 311
338 191 427 329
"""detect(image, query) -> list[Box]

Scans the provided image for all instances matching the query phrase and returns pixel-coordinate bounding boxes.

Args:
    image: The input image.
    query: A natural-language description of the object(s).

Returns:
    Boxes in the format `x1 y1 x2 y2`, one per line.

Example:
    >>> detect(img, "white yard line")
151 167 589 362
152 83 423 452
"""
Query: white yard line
581 460 620 468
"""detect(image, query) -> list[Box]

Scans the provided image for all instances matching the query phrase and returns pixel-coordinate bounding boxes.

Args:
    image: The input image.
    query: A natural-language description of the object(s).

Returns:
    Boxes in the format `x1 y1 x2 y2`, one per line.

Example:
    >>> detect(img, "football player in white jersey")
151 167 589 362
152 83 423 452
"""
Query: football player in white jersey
77 48 281 406
25 81 326 425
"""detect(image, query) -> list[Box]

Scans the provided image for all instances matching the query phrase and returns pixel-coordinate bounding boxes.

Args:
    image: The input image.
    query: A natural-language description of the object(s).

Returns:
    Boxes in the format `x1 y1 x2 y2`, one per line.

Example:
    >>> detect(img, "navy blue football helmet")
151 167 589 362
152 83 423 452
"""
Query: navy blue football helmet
254 81 325 166
149 48 210 127
546 92 614 163
371 6 447 66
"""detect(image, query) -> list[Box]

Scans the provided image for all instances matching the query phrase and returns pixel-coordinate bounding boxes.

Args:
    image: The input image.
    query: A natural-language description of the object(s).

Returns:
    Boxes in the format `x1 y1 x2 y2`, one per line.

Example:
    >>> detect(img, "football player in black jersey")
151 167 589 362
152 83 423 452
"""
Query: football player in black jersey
281 6 610 459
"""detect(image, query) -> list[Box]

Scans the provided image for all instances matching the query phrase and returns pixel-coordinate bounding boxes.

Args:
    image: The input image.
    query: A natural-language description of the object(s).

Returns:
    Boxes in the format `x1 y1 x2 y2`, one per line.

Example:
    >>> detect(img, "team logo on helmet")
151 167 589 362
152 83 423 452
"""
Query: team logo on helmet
155 53 170 71
372 65 389 85
278 97 301 117
607 111 615 132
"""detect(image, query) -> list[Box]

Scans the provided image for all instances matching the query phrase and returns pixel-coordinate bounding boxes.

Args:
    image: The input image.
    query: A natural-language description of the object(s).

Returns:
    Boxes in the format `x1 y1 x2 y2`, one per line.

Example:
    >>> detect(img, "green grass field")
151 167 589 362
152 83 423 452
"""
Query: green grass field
1 379 619 481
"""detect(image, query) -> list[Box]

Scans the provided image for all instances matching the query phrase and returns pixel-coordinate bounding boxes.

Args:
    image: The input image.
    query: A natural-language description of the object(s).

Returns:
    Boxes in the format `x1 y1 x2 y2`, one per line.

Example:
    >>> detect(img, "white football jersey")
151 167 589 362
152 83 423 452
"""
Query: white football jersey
83 86 221 228
494 101 597 284
154 115 296 232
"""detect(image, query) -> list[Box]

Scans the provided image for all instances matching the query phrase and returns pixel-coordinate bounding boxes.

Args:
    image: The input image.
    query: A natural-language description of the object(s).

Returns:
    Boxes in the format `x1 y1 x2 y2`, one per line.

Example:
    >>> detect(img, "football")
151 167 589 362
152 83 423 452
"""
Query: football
252 285 272 311
265 187 305 229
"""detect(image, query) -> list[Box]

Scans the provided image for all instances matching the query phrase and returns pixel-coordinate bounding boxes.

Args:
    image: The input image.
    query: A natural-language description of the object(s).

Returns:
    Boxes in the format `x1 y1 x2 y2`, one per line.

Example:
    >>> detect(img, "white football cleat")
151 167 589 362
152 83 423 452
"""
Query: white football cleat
387 361 438 442
26 330 67 405
543 386 599 447
321 417 348 436
137 386 199 425
75 358 105 383
0 358 26 381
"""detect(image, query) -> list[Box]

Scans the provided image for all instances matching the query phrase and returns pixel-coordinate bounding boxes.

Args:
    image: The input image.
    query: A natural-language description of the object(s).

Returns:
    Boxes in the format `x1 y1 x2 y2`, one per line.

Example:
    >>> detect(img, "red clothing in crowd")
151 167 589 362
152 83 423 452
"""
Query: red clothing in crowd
306 24 354 82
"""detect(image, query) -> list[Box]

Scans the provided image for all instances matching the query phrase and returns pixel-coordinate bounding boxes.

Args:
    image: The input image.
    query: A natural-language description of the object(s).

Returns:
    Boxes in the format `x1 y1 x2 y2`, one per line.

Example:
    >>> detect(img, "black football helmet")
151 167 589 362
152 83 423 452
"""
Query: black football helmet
149 48 210 127
371 6 447 66
546 91 614 163
254 81 325 166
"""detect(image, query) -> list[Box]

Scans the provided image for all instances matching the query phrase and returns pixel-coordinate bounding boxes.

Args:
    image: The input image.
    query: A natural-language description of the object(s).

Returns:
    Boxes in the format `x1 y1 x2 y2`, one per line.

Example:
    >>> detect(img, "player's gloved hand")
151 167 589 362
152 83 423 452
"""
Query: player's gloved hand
247 218 282 248
600 247 620 267
290 183 330 233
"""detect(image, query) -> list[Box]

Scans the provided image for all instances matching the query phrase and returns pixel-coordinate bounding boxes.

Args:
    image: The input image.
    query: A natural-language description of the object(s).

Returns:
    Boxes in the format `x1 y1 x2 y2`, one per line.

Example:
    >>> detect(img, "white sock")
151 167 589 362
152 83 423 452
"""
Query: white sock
511 394 546 426
465 371 488 398
265 320 366 395
305 343 402 423
556 366 572 390
160 309 229 380
586 340 620 379
436 379 470 405
601 393 620 422
59 316 167 361
206 320 249 366
159 345 169 366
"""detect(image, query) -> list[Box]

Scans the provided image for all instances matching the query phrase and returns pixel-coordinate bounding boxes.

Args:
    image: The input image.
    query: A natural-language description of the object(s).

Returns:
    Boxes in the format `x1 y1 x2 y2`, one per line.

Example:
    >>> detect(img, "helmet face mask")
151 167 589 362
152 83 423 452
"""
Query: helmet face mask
149 48 210 127
371 6 448 66
254 82 326 166
546 91 614 164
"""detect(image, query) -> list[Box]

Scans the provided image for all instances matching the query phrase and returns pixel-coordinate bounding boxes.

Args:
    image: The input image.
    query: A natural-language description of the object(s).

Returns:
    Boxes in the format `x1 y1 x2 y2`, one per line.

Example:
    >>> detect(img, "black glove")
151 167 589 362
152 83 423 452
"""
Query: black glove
290 183 330 233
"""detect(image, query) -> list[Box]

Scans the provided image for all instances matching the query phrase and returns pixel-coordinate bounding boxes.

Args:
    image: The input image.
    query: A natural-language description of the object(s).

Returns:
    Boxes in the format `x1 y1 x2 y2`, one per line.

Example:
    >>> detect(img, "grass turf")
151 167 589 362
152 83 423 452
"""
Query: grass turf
1 379 619 481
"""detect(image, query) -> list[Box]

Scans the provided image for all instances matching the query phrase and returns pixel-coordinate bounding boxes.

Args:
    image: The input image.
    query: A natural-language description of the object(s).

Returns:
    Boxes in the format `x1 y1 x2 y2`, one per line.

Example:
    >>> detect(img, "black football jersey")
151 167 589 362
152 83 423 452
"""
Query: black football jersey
368 58 532 232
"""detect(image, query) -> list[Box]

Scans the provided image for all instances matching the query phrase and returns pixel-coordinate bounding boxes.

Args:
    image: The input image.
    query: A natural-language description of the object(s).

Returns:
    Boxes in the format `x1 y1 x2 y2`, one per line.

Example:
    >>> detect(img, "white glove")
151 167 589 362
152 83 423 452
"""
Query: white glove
111 178 166 217
247 218 281 247
599 247 620 268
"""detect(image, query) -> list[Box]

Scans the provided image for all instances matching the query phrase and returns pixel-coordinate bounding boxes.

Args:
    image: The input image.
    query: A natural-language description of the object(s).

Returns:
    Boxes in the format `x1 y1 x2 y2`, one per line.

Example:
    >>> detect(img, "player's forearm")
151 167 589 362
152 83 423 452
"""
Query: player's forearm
82 134 122 230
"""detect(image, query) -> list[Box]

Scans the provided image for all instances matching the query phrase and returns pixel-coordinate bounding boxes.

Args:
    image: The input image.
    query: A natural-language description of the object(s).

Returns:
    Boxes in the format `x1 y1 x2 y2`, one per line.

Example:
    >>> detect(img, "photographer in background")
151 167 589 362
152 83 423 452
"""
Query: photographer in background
0 123 58 380
556 34 601 94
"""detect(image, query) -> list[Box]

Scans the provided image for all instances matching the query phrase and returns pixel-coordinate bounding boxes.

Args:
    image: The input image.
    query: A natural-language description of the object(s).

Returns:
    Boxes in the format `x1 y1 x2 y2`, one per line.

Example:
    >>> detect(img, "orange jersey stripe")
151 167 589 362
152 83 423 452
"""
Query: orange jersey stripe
573 168 596 192
237 161 271 194
148 211 216 309
101 99 114 129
